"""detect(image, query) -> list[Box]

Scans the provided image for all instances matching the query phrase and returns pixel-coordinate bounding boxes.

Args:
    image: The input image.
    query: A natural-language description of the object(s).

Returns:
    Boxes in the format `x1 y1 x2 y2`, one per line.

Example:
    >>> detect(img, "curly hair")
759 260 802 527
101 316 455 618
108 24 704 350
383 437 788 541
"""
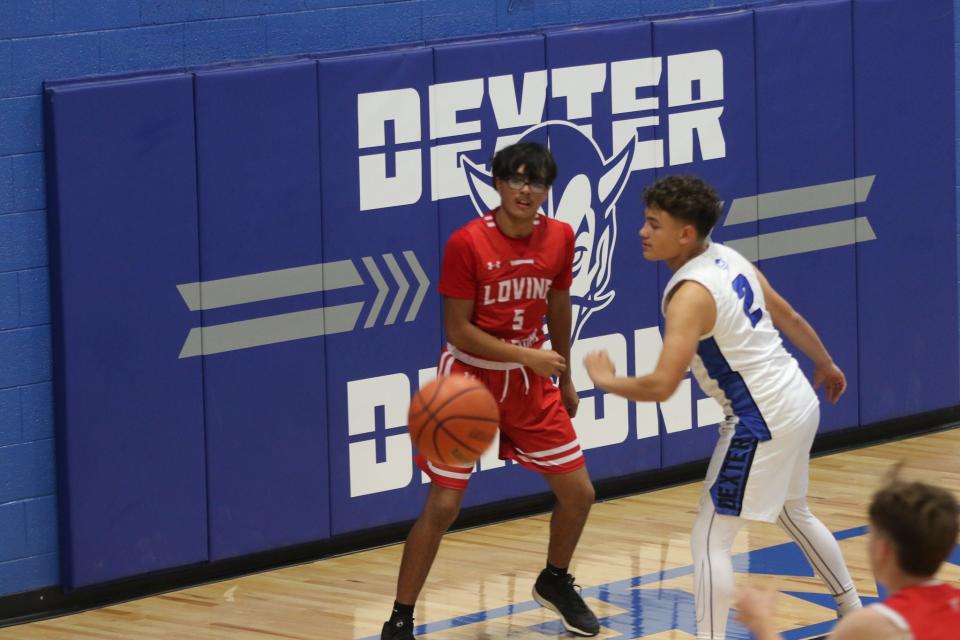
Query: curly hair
643 175 722 238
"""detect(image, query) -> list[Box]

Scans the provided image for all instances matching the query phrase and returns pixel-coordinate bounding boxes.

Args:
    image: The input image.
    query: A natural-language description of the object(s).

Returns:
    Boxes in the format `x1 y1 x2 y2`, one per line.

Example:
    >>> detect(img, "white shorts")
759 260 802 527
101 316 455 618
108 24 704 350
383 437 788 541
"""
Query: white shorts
702 403 819 522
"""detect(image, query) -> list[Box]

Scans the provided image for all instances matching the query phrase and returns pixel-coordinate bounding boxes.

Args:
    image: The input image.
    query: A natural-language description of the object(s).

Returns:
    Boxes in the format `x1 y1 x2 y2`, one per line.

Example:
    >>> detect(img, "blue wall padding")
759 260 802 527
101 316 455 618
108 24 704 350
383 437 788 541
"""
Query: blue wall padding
193 60 331 560
42 0 958 584
546 22 653 161
853 0 958 422
544 22 662 479
45 74 207 588
317 49 444 534
754 0 859 433
653 10 759 466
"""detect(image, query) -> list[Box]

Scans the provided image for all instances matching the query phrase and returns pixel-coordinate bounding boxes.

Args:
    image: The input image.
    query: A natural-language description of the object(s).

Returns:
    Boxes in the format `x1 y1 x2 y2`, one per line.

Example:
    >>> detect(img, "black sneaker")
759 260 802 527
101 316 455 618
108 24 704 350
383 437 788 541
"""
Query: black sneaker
532 569 600 636
380 617 415 640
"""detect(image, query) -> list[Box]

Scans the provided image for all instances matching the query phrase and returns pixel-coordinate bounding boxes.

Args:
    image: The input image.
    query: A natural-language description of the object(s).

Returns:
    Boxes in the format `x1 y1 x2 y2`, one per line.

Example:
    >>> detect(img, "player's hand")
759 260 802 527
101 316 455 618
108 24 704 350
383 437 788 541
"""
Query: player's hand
525 348 567 378
733 585 778 635
583 350 615 389
813 361 846 404
558 377 579 418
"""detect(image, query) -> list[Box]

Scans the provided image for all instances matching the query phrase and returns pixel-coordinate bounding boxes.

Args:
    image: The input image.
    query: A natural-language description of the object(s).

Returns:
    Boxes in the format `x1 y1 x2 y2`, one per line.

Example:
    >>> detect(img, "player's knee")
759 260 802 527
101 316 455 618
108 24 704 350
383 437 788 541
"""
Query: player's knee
422 505 459 531
691 508 711 544
691 509 741 557
558 480 595 513
577 482 597 511
422 494 461 530
555 476 597 511
690 523 702 553
779 498 812 522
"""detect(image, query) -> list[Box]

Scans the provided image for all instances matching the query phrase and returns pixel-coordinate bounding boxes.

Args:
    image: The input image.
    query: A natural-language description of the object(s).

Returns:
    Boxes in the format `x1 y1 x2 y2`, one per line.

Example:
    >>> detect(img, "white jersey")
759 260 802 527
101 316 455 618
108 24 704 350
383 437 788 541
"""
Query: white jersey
662 242 817 440
674 250 855 640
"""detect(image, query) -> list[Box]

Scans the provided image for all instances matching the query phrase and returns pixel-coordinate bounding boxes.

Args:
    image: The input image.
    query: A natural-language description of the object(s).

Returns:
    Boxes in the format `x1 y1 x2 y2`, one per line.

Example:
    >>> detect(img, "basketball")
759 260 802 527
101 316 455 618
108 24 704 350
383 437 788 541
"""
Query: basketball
408 374 500 466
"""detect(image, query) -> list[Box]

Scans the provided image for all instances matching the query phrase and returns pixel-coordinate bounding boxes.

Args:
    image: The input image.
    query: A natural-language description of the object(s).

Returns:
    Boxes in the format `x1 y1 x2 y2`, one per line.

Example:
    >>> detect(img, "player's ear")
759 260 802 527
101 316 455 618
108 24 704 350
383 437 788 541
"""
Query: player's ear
872 531 894 564
881 536 897 563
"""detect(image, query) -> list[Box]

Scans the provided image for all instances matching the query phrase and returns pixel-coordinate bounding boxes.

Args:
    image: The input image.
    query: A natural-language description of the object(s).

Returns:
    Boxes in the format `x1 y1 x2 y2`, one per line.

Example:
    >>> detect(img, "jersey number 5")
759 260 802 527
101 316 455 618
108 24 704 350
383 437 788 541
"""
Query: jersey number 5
512 309 525 331
732 274 763 327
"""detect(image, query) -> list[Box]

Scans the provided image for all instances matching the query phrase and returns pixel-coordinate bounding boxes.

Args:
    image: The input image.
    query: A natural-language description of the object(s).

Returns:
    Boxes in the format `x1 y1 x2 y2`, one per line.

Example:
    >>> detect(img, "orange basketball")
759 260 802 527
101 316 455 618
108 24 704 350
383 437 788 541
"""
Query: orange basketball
408 374 499 466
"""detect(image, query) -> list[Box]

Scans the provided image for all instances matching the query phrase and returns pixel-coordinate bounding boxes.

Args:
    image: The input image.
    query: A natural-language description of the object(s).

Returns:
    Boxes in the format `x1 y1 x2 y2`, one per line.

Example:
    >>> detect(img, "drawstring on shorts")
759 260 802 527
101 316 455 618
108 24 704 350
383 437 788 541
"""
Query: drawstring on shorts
446 343 531 402
499 367 531 402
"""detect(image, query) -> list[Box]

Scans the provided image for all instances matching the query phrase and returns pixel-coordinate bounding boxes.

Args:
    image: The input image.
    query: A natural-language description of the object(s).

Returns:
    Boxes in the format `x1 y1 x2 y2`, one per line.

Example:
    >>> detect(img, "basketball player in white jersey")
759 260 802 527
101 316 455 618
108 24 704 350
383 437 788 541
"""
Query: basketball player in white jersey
583 175 862 639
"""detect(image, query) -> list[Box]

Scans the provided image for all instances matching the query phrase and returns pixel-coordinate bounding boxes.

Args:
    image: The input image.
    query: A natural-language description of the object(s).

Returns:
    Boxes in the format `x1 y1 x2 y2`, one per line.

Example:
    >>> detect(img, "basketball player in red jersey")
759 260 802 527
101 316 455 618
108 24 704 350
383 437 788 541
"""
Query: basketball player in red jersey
381 142 600 639
736 474 960 639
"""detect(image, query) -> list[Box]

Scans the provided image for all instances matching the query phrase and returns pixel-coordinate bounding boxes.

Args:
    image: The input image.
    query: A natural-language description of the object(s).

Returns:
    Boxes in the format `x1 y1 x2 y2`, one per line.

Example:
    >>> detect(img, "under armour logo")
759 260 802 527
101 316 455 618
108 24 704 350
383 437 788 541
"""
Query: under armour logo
487 260 501 271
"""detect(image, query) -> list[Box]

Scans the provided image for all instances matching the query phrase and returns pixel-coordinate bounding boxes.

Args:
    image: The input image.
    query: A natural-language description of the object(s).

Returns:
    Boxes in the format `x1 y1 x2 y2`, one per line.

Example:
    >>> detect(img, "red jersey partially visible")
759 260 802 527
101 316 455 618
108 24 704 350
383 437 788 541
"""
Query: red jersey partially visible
439 212 574 353
873 581 960 639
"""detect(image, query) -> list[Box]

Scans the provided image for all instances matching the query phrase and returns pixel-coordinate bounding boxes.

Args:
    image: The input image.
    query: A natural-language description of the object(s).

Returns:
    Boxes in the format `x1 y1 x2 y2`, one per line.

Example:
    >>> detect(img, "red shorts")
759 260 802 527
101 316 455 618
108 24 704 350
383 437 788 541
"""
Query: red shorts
415 346 585 490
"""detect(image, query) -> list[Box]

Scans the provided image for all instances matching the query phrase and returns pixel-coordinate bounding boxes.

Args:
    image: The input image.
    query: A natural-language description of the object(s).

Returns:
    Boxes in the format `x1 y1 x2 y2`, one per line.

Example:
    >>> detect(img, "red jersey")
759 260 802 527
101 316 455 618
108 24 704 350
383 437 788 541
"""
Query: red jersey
873 582 960 640
438 212 574 352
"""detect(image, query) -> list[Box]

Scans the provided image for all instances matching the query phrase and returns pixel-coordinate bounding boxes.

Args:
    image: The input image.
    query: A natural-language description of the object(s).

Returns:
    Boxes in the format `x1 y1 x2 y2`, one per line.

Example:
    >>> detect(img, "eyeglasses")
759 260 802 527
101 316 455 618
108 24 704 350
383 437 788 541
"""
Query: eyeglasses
505 176 549 194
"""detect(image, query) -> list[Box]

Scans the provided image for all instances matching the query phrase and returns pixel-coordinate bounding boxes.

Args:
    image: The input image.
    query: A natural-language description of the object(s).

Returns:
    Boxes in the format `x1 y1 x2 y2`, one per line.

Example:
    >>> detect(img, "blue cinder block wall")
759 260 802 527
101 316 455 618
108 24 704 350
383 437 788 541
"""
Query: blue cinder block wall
0 0 955 598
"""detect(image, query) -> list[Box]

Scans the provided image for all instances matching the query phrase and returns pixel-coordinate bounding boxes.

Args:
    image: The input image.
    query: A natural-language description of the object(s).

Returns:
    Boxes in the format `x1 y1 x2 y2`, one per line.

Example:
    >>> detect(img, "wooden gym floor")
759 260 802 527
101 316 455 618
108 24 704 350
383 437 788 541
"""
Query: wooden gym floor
3 427 959 639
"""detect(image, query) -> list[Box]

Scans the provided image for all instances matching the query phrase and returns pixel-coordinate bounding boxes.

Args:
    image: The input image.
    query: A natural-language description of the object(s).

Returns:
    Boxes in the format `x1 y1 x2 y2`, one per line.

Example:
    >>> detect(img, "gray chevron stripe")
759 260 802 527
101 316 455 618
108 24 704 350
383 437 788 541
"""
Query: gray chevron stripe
177 260 362 311
382 253 409 326
726 217 877 262
403 250 429 322
725 176 875 226
178 303 363 358
362 257 388 328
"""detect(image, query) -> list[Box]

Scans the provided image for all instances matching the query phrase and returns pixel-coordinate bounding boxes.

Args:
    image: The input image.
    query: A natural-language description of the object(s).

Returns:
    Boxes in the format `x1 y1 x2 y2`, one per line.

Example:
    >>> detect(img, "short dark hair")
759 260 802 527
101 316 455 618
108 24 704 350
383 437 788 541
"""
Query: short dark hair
869 479 959 577
643 175 722 238
491 142 558 186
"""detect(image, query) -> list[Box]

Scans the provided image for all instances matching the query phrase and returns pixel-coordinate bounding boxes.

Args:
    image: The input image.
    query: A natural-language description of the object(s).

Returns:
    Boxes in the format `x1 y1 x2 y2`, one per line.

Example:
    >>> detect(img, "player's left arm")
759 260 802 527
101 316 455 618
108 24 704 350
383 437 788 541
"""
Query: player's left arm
583 281 713 402
754 267 846 404
547 287 578 418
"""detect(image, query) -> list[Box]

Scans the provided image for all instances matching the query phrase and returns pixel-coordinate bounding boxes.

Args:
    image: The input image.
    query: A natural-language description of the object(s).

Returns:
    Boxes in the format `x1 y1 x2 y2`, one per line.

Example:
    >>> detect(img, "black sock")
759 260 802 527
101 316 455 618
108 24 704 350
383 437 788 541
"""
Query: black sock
389 601 415 623
545 562 568 579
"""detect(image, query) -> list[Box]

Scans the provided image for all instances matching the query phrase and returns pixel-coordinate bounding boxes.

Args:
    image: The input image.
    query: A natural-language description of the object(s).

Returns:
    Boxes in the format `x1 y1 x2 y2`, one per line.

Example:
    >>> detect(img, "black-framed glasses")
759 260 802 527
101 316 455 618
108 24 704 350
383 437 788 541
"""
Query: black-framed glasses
505 176 549 194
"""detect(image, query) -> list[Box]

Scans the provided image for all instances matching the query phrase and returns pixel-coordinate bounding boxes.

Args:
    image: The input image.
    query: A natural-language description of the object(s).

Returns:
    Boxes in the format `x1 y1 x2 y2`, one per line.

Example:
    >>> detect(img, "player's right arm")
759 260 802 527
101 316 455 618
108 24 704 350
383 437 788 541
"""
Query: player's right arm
753 267 846 404
583 280 712 402
444 297 566 377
